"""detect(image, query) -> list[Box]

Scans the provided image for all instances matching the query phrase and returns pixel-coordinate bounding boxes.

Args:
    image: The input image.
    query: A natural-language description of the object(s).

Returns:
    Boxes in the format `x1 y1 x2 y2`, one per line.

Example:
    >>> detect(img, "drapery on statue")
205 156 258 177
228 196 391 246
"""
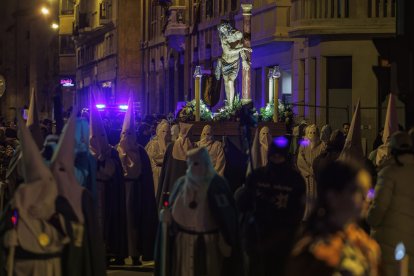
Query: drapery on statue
215 21 252 106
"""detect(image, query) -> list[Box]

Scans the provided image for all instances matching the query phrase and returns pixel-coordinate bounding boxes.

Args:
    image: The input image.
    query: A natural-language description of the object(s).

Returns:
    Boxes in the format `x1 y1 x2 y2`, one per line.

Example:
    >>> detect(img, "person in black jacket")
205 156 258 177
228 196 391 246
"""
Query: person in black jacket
236 136 306 276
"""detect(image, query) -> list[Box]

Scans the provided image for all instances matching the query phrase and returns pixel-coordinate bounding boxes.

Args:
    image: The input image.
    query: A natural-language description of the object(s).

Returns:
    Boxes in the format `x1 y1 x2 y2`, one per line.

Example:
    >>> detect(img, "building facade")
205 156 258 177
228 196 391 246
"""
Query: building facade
70 0 143 116
141 0 398 152
0 0 59 121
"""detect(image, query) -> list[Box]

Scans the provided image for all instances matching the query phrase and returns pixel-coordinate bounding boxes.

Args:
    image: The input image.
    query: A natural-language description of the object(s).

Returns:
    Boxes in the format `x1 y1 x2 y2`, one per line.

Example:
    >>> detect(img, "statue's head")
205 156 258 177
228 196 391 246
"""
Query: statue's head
217 20 233 36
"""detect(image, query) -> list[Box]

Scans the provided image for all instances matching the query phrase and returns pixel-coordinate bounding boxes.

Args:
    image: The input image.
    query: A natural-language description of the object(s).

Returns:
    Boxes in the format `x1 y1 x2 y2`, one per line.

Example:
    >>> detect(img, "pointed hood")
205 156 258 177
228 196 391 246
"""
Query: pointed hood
197 125 214 148
89 93 110 160
340 100 364 161
27 88 44 149
119 96 137 150
14 112 57 220
156 119 170 152
172 122 194 161
382 93 398 144
51 111 85 223
118 95 142 178
251 126 272 169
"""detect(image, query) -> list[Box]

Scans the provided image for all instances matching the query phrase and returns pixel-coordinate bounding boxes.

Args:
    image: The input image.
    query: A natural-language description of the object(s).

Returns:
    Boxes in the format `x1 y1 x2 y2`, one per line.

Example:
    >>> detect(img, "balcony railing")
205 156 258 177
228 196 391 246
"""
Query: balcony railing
290 0 396 36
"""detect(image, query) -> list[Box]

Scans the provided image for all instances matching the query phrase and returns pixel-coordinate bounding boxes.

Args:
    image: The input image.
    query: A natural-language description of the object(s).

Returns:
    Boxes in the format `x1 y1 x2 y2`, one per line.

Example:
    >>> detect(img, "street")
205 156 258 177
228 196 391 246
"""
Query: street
107 270 152 276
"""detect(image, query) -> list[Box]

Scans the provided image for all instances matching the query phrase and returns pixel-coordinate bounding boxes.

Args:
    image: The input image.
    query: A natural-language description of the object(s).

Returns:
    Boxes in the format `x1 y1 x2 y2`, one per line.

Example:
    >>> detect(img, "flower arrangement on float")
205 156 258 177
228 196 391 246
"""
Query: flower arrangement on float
260 100 294 125
178 99 213 122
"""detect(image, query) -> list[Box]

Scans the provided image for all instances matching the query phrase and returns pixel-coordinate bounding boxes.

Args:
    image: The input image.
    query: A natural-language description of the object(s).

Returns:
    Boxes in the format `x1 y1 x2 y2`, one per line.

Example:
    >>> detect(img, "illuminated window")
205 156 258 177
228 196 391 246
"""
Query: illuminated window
61 0 74 15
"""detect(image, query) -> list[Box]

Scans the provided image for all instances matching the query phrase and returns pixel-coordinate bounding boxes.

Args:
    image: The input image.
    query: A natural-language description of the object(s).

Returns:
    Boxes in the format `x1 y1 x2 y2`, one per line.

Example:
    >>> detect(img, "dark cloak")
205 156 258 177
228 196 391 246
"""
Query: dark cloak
156 142 188 209
124 146 158 259
96 148 128 258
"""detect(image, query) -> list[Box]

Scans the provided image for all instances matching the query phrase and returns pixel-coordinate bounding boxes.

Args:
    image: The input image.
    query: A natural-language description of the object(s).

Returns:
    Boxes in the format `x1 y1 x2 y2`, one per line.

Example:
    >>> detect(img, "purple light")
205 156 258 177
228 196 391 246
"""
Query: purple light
367 188 375 200
119 105 128 110
274 136 289 148
96 104 106 109
300 139 310 147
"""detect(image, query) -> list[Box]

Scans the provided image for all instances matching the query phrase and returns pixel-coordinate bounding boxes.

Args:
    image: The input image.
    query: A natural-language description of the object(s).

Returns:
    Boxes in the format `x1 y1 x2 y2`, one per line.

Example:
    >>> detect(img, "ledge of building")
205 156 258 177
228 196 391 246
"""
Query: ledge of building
289 18 396 37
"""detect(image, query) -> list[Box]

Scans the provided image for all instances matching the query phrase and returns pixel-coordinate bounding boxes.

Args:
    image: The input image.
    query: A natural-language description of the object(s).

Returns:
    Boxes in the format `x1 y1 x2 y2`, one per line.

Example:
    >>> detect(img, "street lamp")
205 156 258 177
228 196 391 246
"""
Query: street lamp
51 23 59 30
40 6 50 16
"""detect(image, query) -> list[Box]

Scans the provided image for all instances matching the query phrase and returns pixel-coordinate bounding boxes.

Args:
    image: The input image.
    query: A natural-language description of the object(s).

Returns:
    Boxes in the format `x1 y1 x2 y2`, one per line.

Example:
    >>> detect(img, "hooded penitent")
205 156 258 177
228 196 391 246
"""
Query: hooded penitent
145 119 170 195
118 96 141 179
1 113 65 276
117 95 158 261
172 122 194 161
155 147 241 276
339 100 364 162
374 94 398 166
171 147 227 276
89 94 111 162
51 111 106 276
320 124 332 144
74 117 97 197
89 93 127 261
251 126 272 169
157 123 194 209
27 88 44 150
4 90 43 200
196 125 226 176
51 112 84 223
297 124 325 220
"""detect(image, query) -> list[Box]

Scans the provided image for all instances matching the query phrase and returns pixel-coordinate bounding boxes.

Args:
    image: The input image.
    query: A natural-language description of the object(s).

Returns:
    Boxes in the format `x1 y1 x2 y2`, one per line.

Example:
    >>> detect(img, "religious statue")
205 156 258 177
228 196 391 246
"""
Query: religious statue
215 21 252 106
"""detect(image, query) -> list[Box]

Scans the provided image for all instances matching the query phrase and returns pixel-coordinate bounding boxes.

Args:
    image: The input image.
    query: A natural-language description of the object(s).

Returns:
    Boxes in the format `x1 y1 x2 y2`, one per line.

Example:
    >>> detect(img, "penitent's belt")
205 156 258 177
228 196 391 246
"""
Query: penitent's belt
13 247 61 260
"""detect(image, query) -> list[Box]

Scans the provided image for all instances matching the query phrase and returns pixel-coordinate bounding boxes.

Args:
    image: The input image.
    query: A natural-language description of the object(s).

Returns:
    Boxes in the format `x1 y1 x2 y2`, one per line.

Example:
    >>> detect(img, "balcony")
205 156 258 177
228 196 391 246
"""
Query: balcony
164 6 188 52
289 0 396 37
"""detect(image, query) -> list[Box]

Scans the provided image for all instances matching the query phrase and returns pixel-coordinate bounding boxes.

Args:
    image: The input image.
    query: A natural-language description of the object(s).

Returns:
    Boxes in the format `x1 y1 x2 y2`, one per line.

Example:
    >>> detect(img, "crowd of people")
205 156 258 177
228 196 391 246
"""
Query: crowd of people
1 91 414 276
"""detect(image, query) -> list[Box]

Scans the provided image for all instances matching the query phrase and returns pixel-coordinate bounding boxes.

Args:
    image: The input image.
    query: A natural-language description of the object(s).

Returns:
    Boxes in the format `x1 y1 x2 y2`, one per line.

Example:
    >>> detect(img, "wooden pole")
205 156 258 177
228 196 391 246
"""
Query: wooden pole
193 66 202 122
241 4 252 103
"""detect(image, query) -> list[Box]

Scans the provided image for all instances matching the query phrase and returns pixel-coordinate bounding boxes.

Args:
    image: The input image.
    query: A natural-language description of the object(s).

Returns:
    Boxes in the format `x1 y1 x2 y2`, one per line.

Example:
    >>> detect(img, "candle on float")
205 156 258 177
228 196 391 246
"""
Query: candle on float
395 242 409 276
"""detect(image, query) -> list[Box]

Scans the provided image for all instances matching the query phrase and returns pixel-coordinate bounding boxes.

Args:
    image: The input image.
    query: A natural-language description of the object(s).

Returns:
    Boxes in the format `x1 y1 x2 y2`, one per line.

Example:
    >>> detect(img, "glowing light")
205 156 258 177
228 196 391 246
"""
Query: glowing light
300 139 310 147
119 105 128 110
96 104 106 109
51 23 59 30
367 188 375 200
395 243 406 261
11 210 18 226
60 78 74 87
41 7 50 15
274 136 289 148
163 201 169 207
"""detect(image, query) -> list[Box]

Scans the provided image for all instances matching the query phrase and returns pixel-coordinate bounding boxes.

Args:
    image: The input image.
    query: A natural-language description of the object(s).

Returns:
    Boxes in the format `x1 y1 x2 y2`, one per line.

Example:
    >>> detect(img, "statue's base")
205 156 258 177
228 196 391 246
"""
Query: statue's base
190 121 286 137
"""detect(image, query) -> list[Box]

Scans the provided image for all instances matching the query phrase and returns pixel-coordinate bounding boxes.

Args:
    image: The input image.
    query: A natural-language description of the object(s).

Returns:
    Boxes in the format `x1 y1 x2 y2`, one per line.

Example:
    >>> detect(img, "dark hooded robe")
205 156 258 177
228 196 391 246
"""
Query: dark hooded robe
117 96 158 260
89 94 127 259
157 123 194 210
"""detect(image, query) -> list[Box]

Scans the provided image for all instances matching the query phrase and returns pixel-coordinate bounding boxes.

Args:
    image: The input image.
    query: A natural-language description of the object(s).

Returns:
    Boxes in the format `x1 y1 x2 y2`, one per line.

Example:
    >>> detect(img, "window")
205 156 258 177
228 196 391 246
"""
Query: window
100 0 112 20
61 0 74 15
60 35 75 55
